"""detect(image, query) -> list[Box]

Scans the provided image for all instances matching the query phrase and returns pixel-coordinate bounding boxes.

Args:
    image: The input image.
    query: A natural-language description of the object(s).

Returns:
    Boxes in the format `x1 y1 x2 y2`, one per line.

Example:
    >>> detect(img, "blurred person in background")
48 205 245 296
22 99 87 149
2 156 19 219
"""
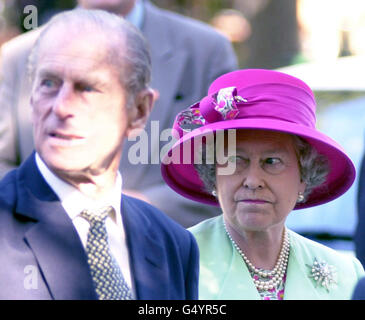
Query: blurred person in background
0 0 21 47
0 0 238 228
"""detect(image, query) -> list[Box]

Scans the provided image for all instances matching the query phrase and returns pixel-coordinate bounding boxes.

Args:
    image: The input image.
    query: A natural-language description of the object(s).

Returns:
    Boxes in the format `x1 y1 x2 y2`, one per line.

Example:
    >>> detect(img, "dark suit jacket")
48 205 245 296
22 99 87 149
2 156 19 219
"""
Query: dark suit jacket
0 153 199 299
352 277 365 300
0 1 237 227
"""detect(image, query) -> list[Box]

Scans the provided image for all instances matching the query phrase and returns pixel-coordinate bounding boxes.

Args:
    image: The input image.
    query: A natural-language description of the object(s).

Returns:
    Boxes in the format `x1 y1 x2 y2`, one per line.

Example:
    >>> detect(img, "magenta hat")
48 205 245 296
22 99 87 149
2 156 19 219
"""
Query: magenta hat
161 69 355 209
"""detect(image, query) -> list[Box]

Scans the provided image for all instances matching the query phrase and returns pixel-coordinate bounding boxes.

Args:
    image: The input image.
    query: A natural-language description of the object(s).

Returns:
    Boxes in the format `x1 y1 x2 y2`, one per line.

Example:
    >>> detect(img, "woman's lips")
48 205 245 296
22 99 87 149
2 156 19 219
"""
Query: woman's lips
239 199 270 204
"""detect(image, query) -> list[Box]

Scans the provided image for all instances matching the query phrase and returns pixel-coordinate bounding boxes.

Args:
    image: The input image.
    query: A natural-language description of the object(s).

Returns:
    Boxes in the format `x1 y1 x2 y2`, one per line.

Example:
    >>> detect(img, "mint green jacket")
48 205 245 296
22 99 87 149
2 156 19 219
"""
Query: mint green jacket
189 215 365 300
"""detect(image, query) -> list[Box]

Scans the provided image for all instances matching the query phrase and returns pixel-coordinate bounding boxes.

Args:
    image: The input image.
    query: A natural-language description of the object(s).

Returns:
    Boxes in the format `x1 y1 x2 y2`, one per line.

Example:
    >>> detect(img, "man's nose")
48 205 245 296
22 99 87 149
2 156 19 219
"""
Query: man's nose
52 84 75 119
242 163 265 190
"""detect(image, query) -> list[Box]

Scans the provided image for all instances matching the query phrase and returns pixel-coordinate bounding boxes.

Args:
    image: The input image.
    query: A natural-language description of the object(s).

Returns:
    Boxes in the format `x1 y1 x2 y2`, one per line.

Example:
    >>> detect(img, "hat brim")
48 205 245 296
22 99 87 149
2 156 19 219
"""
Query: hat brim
161 118 355 210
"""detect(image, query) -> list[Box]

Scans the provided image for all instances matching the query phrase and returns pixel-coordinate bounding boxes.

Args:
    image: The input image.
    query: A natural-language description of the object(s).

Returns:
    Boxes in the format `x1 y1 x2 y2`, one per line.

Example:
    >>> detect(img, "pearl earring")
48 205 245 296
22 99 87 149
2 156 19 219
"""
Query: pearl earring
212 189 217 197
297 192 305 203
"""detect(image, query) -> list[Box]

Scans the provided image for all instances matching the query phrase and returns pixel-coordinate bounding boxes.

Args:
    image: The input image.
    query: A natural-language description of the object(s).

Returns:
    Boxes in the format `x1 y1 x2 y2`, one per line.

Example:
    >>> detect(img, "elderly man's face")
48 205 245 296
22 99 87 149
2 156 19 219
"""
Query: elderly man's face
31 29 132 177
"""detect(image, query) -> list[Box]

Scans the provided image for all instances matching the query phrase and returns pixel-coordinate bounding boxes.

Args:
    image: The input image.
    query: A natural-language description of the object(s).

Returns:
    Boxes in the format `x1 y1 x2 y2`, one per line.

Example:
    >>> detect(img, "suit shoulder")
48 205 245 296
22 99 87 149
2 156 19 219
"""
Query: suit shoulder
122 194 193 237
122 194 198 269
189 215 222 240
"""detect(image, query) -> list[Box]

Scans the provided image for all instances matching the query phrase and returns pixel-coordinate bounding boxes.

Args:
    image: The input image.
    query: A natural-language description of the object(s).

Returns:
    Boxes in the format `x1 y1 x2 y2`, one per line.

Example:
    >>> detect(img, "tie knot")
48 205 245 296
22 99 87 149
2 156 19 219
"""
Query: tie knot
80 206 114 223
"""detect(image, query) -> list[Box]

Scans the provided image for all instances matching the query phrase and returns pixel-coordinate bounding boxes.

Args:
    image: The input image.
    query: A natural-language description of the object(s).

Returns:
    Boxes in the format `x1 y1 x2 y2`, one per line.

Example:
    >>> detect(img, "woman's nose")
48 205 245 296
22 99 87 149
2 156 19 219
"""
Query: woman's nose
243 163 264 190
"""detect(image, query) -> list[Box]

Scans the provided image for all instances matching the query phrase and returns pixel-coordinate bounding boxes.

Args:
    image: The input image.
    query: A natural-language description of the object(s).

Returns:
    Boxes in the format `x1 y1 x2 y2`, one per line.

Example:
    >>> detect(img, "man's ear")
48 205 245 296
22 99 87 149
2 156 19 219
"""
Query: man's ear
126 88 155 138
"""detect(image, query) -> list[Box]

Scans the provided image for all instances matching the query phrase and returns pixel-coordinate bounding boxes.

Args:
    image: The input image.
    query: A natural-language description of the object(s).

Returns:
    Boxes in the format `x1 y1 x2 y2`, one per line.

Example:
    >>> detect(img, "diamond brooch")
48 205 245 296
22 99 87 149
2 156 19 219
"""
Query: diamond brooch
307 258 337 292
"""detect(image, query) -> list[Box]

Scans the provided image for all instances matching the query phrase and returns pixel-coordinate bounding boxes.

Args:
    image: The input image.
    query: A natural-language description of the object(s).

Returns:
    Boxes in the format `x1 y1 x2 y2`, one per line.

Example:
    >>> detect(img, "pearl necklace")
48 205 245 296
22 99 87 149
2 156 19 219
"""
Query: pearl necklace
223 222 290 291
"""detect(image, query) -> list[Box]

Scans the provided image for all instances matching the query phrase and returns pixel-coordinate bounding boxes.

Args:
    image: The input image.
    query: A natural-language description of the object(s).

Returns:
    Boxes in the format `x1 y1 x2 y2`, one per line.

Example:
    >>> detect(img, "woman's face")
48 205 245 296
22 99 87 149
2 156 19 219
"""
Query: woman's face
216 130 306 234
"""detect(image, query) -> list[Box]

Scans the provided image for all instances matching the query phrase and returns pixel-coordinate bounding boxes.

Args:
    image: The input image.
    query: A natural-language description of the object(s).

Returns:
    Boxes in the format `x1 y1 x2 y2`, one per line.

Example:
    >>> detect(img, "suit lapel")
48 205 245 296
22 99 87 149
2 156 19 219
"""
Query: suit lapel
16 155 97 300
121 195 168 299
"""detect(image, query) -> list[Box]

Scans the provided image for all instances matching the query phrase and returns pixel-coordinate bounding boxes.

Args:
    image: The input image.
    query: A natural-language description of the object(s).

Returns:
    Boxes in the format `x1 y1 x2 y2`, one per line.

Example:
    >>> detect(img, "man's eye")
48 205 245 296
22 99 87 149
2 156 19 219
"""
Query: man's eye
39 79 60 93
41 79 55 88
76 83 94 92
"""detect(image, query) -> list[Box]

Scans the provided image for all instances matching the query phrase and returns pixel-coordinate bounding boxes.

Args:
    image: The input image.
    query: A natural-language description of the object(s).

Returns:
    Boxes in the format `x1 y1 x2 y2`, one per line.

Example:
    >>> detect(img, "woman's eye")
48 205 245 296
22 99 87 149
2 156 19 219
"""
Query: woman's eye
228 155 249 171
263 157 285 173
265 157 281 165
228 155 244 163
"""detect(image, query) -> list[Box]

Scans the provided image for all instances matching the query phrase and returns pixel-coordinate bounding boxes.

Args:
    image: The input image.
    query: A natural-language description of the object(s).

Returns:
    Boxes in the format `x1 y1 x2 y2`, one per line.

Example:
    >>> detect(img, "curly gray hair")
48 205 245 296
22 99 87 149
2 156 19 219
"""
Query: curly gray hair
194 133 329 203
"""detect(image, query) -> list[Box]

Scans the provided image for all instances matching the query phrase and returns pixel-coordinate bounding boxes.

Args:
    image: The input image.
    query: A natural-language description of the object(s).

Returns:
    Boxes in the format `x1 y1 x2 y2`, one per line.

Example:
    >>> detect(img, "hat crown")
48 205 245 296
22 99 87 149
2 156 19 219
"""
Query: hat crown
209 69 316 127
208 69 314 95
173 69 317 136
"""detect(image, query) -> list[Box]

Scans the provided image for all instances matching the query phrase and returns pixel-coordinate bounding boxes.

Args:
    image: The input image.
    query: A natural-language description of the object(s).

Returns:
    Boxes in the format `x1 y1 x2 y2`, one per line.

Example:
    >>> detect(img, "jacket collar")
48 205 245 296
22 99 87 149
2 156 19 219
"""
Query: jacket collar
15 154 97 299
121 195 168 299
16 153 169 299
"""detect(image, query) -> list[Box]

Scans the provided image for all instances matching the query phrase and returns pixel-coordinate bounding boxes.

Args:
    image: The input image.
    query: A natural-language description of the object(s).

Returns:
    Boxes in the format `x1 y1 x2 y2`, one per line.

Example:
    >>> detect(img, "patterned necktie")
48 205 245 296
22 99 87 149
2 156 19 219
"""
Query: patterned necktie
80 206 133 300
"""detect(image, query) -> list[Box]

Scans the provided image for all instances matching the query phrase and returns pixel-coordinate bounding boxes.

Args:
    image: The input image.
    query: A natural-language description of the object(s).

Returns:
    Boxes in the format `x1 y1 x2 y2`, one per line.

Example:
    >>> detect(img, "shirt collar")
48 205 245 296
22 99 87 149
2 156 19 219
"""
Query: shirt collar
125 0 144 29
35 153 123 225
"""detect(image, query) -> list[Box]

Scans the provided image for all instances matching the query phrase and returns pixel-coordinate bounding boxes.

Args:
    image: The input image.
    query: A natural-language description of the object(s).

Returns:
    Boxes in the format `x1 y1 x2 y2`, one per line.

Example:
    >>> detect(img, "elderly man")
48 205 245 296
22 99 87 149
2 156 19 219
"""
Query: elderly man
0 9 198 300
0 0 237 227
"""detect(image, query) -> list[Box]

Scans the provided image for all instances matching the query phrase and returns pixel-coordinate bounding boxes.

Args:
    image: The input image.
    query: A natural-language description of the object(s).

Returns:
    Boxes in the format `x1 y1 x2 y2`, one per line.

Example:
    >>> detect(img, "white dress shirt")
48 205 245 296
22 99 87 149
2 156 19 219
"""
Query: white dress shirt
35 153 134 296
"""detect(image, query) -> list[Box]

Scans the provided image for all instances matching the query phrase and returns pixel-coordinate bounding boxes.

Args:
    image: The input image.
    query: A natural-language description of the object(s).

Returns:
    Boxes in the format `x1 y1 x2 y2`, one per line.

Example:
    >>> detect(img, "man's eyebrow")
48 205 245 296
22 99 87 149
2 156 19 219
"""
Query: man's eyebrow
37 69 60 79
